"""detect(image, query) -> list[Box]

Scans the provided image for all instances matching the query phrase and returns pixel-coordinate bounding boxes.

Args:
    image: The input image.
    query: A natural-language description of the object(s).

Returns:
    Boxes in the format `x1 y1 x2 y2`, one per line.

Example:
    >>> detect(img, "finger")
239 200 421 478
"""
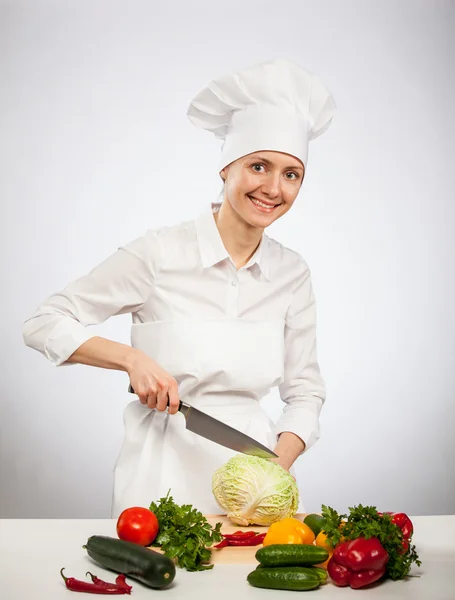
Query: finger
130 384 148 406
146 386 158 409
156 384 169 412
167 380 180 415
147 394 157 409
137 391 148 405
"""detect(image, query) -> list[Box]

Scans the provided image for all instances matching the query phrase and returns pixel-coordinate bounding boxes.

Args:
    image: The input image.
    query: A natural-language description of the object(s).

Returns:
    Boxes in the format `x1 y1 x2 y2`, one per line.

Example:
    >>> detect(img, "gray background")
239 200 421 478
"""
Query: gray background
1 0 454 518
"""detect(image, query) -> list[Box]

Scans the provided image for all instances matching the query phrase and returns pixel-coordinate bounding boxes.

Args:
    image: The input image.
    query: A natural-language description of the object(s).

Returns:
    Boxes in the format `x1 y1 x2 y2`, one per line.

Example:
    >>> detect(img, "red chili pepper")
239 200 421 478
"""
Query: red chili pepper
233 533 266 546
214 532 266 548
86 572 131 594
115 575 132 592
61 569 129 594
223 531 258 540
328 538 388 589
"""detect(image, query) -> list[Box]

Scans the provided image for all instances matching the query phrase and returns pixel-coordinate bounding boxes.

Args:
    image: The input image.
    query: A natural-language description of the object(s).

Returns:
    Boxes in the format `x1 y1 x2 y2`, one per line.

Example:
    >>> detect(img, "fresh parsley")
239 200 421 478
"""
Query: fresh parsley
320 504 422 580
149 490 223 571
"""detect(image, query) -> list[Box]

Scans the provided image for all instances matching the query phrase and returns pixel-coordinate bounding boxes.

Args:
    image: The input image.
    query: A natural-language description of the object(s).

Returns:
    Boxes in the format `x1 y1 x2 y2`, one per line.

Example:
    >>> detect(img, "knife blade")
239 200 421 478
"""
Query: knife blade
128 385 278 459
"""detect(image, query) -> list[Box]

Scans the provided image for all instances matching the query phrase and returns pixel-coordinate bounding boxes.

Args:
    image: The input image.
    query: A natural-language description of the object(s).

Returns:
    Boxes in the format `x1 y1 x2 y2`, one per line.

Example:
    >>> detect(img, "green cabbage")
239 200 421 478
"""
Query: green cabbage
212 454 299 526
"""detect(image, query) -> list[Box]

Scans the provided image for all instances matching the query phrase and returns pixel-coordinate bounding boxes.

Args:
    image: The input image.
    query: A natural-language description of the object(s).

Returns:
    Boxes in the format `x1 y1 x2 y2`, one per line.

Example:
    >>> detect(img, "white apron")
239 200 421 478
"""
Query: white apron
112 318 304 517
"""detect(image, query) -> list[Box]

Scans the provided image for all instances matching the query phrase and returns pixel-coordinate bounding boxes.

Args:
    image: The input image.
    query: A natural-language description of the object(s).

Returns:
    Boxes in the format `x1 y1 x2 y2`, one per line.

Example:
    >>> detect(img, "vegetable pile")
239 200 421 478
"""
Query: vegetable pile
60 466 423 595
242 504 422 592
320 504 421 585
62 491 224 594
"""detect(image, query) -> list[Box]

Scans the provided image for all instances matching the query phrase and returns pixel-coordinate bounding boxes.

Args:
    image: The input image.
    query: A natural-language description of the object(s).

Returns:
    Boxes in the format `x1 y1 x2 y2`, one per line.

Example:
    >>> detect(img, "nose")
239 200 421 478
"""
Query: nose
262 172 281 199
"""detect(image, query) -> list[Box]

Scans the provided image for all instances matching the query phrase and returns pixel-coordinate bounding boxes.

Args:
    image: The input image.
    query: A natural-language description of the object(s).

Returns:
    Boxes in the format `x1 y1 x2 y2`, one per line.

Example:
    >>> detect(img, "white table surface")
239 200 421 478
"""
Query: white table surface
1 516 454 600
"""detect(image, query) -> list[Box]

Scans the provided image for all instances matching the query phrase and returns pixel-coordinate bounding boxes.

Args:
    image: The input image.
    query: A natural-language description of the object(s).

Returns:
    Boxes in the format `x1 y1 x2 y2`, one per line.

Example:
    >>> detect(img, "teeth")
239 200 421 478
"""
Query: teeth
250 197 276 209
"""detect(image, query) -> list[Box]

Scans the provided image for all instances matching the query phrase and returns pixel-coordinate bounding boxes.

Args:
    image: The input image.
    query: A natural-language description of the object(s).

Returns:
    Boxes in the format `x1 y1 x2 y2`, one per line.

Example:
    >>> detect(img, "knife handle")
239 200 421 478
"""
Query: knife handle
128 385 183 412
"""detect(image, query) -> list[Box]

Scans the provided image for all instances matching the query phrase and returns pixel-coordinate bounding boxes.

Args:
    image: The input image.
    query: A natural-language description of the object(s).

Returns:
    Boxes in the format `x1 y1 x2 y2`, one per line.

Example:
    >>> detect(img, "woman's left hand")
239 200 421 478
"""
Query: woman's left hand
269 457 290 471
272 432 306 471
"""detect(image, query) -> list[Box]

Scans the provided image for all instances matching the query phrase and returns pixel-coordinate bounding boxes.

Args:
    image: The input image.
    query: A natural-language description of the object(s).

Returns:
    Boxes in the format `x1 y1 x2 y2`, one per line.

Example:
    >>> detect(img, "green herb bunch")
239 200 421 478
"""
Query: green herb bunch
150 490 223 571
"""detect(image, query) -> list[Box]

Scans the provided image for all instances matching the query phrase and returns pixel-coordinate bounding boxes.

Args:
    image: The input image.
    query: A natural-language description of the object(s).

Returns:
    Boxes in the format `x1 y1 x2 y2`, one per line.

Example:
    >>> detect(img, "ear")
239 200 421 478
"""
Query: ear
219 167 227 182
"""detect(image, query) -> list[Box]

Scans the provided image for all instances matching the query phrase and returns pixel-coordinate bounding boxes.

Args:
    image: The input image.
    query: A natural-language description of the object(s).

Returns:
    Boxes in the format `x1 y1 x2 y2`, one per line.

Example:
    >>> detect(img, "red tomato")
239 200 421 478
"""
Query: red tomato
116 507 159 546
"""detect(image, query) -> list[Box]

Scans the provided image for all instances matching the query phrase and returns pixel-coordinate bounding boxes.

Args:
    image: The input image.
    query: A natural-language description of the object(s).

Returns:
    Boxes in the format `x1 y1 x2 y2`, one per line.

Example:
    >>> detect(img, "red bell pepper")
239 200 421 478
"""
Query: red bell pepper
389 512 413 551
328 537 388 589
380 511 414 552
350 568 388 589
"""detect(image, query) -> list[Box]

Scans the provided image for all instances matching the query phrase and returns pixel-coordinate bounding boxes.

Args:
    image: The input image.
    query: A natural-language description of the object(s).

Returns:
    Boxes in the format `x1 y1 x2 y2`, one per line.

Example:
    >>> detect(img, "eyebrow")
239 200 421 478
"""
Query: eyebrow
249 155 304 172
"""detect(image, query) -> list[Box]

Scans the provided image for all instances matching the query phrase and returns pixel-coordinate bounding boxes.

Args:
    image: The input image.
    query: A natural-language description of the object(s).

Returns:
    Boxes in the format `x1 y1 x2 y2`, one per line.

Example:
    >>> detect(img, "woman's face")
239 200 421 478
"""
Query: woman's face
220 150 304 229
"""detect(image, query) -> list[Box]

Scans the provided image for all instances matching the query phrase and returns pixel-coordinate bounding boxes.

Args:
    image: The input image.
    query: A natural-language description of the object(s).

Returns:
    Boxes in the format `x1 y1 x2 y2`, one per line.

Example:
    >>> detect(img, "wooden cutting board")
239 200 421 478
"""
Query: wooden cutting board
184 513 308 565
204 513 302 564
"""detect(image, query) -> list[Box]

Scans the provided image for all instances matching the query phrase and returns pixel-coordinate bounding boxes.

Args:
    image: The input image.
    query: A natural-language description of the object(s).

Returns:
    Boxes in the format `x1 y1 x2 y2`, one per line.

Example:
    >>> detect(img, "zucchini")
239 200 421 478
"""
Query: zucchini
255 543 328 567
247 566 320 591
83 535 175 589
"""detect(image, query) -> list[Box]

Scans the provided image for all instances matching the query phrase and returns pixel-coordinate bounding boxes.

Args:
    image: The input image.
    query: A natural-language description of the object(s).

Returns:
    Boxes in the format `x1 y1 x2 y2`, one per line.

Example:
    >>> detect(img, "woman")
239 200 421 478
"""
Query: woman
23 59 336 517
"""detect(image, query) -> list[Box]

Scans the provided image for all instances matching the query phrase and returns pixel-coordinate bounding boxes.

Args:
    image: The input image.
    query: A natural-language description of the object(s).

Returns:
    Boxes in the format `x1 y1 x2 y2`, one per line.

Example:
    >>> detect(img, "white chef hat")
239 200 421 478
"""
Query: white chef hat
187 59 336 172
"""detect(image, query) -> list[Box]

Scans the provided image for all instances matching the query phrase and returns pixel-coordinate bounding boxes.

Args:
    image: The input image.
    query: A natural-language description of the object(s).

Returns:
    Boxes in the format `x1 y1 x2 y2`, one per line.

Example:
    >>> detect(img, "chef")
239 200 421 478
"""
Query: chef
23 59 336 518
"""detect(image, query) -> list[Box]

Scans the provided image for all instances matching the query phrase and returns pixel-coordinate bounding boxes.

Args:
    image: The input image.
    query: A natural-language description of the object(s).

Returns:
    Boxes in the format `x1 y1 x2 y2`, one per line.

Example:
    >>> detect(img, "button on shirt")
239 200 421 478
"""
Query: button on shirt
22 203 326 451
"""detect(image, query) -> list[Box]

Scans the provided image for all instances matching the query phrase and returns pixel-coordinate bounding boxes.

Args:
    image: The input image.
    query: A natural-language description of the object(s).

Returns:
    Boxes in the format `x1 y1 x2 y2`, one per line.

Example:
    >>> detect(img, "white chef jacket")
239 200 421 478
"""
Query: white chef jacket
23 203 325 516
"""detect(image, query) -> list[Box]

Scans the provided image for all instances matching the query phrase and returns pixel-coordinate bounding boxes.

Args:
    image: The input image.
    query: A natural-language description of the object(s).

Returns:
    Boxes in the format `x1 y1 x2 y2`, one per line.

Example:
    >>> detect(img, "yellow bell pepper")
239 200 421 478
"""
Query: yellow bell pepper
262 518 315 546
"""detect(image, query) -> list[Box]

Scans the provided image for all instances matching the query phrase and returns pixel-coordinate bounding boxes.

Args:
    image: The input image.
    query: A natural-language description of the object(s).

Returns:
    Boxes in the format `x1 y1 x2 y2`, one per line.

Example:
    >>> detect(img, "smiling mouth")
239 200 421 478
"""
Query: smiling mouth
248 195 281 211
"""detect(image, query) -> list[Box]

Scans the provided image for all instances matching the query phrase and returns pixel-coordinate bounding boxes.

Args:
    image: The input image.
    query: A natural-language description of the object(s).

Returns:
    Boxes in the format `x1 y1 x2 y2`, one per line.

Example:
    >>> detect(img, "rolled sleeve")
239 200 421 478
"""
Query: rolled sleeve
22 230 162 366
276 261 326 452
43 317 96 366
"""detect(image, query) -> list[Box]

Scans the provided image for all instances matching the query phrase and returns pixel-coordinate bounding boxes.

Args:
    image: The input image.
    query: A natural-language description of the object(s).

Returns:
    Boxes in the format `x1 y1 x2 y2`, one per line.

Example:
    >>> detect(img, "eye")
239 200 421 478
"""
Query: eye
251 163 266 173
285 171 300 181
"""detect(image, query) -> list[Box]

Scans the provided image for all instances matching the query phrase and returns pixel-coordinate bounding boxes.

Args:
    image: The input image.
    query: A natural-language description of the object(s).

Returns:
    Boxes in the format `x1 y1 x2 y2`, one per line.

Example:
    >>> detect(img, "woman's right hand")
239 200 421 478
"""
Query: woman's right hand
127 349 180 414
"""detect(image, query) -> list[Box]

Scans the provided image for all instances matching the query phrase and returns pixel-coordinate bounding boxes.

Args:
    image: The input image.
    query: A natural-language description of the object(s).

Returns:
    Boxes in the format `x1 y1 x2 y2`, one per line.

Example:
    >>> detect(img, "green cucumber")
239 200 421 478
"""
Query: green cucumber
303 513 325 537
247 566 320 591
255 544 328 567
83 535 175 589
312 566 328 584
256 564 328 584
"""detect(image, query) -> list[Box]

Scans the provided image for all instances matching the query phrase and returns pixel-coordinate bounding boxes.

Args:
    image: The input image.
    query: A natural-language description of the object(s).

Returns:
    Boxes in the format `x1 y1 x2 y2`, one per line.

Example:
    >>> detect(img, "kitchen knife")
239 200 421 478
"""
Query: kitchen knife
128 385 278 459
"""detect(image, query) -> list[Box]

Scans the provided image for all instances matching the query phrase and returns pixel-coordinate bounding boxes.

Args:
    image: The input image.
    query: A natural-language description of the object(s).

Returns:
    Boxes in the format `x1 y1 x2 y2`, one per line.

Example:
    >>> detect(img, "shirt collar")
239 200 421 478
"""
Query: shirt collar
194 203 271 281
